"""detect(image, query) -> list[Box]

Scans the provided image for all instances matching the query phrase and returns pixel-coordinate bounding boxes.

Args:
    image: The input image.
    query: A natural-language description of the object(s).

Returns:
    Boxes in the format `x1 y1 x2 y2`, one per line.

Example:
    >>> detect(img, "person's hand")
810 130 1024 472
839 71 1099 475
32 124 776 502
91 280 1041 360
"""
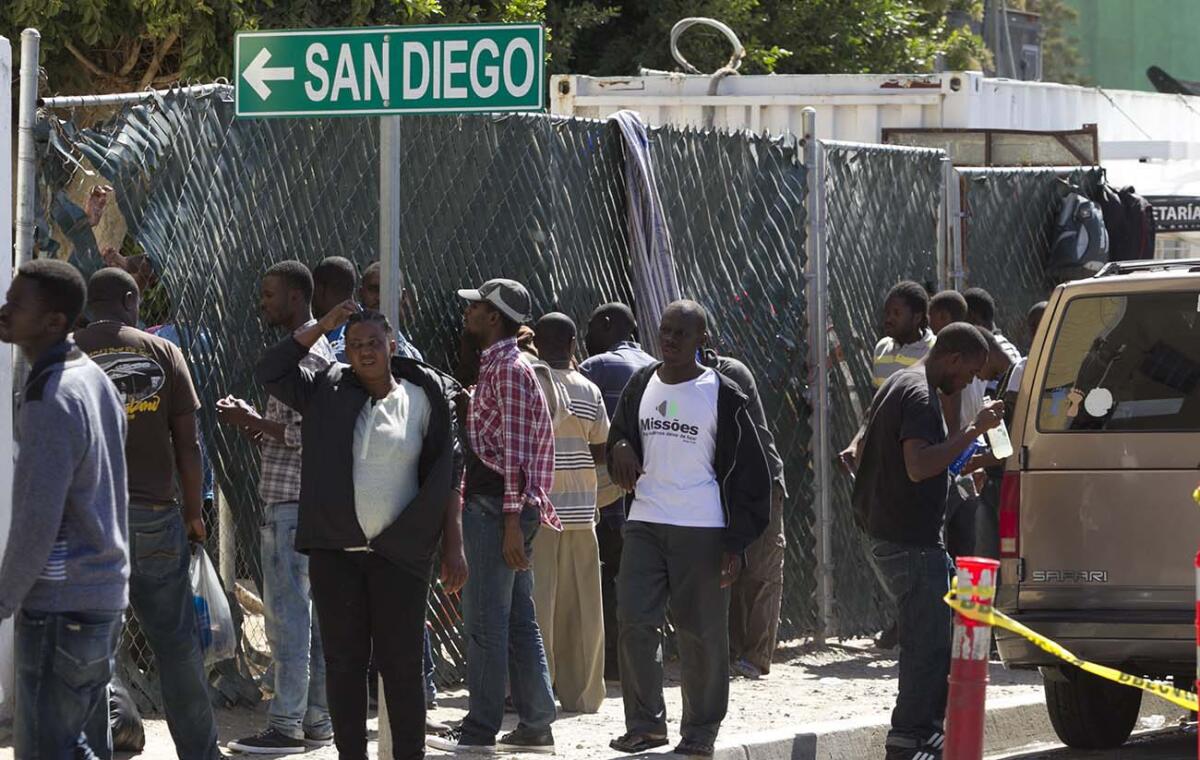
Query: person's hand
86 185 113 227
502 513 529 570
186 516 207 544
972 399 1005 434
216 395 260 428
837 444 857 475
319 299 359 333
440 547 469 594
100 246 128 270
609 440 643 492
720 553 742 588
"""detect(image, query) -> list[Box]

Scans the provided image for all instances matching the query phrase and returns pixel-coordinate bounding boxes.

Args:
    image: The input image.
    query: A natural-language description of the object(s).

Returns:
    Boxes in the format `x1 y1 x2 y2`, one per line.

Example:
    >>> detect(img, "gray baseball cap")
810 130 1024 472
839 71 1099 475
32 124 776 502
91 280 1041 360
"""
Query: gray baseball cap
457 278 533 324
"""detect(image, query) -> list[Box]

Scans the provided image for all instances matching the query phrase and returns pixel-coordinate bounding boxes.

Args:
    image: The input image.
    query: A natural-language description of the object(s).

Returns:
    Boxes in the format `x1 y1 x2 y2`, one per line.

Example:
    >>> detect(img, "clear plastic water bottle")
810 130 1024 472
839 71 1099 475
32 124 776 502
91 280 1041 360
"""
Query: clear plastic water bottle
986 420 1014 460
949 439 980 476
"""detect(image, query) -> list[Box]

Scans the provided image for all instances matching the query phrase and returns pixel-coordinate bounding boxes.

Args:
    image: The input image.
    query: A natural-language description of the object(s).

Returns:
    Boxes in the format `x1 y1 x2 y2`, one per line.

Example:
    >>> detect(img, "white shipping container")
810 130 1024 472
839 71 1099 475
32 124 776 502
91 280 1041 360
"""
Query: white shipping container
553 70 1200 256
551 71 1200 150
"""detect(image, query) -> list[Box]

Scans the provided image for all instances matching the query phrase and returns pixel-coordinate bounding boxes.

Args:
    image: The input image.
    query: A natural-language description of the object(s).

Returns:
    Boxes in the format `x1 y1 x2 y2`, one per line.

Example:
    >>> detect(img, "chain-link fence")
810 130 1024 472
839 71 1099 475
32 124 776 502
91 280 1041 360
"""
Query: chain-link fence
31 78 1103 713
653 131 814 636
822 142 945 637
35 87 820 707
960 167 1104 353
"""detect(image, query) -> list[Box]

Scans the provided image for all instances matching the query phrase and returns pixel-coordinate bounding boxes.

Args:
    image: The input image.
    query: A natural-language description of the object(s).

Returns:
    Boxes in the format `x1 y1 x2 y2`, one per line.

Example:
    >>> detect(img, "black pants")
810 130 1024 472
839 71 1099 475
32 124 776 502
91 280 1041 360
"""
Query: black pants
309 550 428 760
596 500 625 680
618 521 729 746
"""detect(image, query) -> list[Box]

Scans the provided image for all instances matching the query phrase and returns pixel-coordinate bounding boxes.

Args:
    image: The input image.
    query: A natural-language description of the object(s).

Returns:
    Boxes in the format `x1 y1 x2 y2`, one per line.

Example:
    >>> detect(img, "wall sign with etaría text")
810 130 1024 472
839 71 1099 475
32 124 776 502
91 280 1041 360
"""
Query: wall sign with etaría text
1145 195 1200 232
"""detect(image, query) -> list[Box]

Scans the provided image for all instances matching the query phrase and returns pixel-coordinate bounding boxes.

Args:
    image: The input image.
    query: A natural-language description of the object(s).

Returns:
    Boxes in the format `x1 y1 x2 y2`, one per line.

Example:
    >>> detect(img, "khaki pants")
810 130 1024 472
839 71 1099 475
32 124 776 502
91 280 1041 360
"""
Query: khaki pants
532 527 606 713
729 485 785 674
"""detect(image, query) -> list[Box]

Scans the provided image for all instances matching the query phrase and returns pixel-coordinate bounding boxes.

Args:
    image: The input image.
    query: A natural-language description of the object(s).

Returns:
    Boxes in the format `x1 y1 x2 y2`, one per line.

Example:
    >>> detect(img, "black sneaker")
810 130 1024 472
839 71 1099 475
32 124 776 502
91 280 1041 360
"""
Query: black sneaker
875 622 899 651
426 728 496 754
884 745 941 760
498 727 555 754
228 728 307 755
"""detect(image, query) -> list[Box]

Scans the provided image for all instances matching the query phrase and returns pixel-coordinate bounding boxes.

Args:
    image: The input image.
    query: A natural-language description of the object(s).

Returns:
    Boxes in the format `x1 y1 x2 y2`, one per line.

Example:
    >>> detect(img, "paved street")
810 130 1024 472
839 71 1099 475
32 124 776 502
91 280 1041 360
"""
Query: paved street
998 729 1197 759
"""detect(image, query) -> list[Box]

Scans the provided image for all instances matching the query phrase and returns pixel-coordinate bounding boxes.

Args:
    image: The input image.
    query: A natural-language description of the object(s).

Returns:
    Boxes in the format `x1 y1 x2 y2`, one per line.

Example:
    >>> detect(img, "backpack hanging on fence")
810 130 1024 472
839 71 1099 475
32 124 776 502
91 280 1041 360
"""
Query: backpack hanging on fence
1094 182 1157 261
1047 186 1109 282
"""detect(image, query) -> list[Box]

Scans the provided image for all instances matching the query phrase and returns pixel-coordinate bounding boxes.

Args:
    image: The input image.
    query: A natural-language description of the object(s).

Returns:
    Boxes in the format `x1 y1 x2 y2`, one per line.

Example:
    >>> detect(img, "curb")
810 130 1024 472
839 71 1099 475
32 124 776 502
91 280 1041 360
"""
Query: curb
705 694 1187 760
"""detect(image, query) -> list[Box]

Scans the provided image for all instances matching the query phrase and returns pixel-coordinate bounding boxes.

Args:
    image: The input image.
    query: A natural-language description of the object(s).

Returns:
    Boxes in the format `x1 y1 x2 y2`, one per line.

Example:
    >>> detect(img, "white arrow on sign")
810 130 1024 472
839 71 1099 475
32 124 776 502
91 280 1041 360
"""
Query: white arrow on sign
243 48 295 100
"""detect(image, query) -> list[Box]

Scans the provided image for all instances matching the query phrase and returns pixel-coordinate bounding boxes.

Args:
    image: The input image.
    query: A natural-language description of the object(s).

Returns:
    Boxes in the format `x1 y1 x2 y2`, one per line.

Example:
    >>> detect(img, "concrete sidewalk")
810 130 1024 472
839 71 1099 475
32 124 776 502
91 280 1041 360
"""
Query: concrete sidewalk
6 639 1162 759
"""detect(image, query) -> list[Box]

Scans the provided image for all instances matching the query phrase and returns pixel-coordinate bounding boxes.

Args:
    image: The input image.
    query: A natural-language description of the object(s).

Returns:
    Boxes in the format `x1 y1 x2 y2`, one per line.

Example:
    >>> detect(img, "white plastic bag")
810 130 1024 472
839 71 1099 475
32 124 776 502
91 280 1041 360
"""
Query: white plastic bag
189 545 236 666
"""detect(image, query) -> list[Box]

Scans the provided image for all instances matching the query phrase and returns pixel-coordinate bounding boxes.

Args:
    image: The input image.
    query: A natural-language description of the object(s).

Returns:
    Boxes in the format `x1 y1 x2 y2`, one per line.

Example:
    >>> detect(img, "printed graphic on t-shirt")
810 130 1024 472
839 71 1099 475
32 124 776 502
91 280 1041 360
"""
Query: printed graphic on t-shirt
90 349 167 419
640 399 702 441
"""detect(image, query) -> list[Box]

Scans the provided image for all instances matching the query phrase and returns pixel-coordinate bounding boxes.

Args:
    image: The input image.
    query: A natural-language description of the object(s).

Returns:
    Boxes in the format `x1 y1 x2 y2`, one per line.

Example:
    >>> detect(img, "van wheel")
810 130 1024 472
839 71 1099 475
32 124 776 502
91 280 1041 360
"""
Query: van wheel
1043 666 1141 749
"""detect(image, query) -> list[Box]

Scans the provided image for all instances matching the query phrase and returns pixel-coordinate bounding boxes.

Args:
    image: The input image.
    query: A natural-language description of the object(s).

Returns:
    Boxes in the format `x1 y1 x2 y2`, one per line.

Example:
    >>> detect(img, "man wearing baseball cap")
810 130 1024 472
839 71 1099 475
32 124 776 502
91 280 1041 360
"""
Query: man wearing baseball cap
428 278 561 755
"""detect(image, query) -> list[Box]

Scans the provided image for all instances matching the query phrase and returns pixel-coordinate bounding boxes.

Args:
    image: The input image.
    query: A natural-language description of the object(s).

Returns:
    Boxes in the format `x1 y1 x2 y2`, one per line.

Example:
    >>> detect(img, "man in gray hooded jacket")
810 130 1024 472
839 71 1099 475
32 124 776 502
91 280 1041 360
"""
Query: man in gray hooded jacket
0 259 130 759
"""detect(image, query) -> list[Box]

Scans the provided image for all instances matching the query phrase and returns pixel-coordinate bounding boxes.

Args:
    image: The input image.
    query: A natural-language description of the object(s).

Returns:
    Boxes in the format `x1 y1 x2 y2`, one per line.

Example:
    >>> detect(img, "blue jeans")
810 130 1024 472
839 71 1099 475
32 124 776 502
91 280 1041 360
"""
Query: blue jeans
261 502 331 738
460 495 556 743
870 539 954 751
15 609 122 760
127 505 221 759
423 627 437 704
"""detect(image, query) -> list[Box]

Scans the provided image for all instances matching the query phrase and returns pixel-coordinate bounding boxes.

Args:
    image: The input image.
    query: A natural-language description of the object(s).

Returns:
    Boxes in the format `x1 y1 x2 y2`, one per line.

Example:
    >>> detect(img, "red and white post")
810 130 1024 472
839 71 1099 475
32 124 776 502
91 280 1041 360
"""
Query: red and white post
944 556 1001 760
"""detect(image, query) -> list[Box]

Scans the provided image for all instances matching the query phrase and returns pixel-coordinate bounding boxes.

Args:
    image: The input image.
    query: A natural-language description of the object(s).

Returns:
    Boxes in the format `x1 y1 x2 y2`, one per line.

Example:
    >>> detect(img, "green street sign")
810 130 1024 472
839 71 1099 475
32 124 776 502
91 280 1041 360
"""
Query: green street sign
234 24 544 118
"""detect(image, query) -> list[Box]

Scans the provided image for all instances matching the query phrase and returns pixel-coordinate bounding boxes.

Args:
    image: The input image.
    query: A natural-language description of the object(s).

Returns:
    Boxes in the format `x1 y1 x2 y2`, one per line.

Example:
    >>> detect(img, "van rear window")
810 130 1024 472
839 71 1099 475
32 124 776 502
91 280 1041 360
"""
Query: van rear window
1037 292 1200 432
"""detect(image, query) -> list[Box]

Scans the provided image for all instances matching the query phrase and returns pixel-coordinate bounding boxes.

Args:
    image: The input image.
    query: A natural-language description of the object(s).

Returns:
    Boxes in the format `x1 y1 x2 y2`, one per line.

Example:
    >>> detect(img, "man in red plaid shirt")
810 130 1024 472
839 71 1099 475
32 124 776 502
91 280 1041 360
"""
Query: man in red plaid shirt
428 278 560 756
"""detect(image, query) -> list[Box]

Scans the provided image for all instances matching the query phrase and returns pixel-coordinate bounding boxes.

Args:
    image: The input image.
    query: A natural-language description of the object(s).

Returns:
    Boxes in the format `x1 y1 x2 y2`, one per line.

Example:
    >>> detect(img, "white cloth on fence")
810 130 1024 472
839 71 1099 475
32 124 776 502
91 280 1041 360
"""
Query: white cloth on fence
607 110 680 356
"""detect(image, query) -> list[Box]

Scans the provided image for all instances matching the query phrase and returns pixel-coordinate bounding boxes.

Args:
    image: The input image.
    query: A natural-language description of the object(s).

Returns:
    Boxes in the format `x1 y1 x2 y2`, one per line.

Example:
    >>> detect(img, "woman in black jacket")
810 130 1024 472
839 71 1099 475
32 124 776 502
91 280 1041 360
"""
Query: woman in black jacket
257 303 466 760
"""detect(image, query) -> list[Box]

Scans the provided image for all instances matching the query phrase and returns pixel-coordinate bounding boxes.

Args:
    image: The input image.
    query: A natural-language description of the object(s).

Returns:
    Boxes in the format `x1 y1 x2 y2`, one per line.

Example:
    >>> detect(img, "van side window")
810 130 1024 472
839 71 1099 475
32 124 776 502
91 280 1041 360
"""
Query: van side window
1037 292 1200 432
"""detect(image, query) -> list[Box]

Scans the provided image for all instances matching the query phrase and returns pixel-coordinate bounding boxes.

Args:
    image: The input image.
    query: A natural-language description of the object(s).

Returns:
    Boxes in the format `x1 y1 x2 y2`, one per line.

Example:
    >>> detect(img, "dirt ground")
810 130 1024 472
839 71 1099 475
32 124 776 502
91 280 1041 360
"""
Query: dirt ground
0 639 1046 759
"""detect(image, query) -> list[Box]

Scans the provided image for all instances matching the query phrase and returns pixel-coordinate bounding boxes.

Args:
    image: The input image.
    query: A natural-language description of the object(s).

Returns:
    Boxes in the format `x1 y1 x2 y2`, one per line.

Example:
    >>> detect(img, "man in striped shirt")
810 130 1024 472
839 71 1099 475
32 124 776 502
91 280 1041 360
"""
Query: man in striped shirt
530 313 609 715
871 281 935 389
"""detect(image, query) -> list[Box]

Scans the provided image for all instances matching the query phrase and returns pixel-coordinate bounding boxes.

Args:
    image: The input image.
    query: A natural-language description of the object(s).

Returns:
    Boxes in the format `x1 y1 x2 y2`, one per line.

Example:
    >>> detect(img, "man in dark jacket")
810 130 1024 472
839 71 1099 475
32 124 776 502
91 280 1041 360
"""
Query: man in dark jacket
256 303 466 760
699 349 787 680
606 300 770 758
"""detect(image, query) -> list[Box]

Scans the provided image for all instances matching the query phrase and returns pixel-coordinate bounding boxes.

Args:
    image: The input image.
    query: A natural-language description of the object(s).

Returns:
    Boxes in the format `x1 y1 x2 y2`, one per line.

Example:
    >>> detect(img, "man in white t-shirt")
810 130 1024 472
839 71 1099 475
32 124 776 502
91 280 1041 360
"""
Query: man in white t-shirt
605 301 770 758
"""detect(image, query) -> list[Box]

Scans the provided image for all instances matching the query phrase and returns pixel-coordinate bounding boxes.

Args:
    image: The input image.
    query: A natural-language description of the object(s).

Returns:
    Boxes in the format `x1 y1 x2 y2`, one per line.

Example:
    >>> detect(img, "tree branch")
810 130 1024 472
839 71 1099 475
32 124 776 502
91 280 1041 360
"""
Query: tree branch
118 37 144 78
65 40 117 82
137 30 179 90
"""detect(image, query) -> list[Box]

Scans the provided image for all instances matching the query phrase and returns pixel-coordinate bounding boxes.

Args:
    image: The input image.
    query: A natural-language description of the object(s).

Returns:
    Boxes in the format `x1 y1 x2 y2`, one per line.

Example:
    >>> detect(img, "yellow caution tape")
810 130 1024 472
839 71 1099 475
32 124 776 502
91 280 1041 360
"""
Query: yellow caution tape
943 591 1199 712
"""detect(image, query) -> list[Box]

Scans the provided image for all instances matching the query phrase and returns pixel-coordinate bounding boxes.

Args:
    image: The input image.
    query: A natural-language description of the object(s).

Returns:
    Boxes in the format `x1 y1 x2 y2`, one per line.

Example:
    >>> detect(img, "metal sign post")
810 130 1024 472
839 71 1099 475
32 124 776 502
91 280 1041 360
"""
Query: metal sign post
235 22 545 331
233 24 545 752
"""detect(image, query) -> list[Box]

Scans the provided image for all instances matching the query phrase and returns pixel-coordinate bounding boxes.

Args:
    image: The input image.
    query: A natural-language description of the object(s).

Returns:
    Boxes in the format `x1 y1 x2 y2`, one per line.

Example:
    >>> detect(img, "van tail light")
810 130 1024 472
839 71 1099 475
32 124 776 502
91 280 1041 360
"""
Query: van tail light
999 471 1021 559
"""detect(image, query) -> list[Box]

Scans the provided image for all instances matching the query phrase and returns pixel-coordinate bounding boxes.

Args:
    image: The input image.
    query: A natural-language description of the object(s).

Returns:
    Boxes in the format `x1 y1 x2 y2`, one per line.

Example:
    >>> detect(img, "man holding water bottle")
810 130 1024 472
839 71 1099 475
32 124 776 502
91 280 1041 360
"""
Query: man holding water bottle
851 322 1003 760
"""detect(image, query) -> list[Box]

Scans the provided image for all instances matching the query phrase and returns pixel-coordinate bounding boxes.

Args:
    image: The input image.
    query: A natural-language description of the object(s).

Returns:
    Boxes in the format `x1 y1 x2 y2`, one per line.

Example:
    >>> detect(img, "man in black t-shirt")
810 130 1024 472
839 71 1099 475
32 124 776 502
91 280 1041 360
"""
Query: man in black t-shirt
852 323 1003 760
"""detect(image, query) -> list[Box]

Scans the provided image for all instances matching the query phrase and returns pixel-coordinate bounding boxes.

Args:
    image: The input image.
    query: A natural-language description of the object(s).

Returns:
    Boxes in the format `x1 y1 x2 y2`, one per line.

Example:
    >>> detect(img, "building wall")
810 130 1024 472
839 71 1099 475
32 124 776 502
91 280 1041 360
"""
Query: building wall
1066 0 1200 91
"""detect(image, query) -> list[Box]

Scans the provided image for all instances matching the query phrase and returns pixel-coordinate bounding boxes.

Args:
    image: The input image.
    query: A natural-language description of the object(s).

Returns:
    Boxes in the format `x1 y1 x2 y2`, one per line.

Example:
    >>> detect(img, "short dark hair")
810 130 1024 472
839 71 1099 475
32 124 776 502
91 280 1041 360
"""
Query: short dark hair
534 312 576 352
963 287 997 326
886 280 929 316
20 259 87 329
931 322 988 361
87 267 139 304
1027 300 1048 336
313 256 357 296
974 325 1003 357
264 260 314 303
664 299 709 333
929 290 968 322
346 308 393 335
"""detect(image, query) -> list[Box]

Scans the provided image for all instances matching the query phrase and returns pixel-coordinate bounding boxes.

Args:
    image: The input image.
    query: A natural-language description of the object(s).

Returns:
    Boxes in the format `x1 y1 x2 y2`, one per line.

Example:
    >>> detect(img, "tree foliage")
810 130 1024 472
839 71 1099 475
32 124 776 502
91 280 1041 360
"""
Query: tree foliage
4 0 1003 96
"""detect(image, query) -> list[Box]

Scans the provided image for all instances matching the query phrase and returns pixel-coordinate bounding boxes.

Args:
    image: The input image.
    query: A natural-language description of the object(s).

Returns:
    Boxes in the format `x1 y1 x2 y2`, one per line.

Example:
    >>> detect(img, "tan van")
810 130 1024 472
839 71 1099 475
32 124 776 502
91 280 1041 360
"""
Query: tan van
995 259 1200 750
